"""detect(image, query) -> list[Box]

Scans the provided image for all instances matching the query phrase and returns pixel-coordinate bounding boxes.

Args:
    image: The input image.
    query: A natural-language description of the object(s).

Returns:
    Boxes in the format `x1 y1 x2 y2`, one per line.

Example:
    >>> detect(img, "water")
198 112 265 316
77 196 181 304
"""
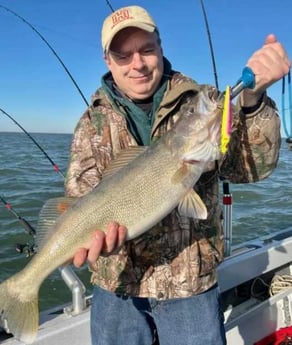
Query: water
0 132 92 311
0 132 291 311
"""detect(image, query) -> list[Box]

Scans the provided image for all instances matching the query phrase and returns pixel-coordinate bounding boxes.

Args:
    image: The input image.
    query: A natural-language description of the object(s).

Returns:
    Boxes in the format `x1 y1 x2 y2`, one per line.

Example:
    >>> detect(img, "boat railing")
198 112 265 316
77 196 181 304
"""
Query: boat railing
58 265 88 316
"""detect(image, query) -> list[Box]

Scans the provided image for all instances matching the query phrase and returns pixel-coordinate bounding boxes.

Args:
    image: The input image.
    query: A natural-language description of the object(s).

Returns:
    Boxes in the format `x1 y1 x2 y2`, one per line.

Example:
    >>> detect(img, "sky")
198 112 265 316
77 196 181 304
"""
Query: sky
0 0 291 135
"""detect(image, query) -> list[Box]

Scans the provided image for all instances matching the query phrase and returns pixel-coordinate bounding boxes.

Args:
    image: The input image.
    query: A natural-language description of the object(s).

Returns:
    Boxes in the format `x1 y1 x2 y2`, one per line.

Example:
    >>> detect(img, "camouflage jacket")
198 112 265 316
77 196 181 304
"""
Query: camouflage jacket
65 70 280 300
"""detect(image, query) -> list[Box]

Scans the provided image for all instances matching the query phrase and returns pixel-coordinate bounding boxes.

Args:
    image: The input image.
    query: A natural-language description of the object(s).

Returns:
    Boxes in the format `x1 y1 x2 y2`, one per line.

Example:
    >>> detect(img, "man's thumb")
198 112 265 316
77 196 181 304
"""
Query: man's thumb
265 34 277 45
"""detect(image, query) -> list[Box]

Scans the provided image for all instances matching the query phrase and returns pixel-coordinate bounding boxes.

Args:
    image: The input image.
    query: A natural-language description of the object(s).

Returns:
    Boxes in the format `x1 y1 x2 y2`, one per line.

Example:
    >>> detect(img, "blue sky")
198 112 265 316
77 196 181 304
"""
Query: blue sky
0 0 291 135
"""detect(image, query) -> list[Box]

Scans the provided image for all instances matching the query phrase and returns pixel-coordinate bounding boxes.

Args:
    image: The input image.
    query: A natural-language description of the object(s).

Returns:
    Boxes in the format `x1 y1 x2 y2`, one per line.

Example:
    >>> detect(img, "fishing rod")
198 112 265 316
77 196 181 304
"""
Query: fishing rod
198 0 234 256
0 4 99 176
288 70 292 138
0 108 64 179
281 70 292 140
0 2 115 166
0 106 66 253
0 3 97 257
0 4 93 237
0 2 119 257
0 106 64 255
199 0 219 89
0 106 65 254
0 195 35 237
281 72 288 138
0 106 64 254
105 0 115 12
0 4 89 107
0 194 36 256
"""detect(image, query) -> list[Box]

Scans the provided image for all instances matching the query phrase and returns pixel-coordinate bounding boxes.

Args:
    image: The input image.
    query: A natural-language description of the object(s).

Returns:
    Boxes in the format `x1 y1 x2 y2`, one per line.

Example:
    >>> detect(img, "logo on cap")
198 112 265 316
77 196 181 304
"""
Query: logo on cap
111 9 134 29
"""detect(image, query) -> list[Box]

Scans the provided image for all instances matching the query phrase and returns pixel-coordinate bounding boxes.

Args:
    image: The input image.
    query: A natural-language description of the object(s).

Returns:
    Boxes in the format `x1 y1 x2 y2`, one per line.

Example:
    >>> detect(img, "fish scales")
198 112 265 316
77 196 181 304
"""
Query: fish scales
35 137 201 280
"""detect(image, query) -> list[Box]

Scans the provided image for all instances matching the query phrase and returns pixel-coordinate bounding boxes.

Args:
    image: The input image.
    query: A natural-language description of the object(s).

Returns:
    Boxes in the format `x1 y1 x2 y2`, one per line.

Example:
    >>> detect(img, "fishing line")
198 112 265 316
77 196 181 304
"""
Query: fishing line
0 4 89 107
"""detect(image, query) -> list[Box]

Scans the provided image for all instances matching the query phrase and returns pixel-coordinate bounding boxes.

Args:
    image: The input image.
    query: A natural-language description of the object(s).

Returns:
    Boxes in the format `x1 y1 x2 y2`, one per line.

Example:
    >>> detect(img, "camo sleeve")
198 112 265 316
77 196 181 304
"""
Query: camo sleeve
64 110 110 198
220 93 281 183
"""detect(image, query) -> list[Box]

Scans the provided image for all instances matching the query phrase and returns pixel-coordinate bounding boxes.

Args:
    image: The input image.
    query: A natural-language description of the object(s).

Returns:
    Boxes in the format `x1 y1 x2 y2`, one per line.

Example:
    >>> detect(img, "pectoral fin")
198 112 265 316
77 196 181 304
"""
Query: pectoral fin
178 190 207 220
171 163 191 184
35 197 77 250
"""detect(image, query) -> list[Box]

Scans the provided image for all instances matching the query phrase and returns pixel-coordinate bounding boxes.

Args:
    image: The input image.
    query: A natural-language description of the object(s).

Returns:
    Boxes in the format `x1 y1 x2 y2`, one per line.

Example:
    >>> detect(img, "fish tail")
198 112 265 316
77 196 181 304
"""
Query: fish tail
0 275 39 344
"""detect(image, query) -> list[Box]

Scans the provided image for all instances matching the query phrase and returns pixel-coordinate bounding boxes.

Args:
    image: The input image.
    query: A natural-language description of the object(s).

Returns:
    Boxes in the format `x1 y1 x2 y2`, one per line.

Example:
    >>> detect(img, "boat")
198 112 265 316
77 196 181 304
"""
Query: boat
0 226 291 345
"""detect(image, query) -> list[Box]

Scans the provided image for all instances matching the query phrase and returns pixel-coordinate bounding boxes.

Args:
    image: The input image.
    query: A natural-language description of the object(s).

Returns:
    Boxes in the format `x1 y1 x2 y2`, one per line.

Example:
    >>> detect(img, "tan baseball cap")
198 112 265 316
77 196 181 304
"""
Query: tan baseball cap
101 6 157 52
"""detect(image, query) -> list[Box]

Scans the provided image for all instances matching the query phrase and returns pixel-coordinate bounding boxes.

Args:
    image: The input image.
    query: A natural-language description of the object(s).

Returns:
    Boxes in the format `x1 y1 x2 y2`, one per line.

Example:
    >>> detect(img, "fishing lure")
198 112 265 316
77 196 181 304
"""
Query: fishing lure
220 67 256 154
220 85 232 154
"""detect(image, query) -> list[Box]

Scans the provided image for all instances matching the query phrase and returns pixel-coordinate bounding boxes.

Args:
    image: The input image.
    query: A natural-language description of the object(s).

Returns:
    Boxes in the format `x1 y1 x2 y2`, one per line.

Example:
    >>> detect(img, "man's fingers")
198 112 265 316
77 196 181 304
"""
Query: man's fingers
73 248 89 268
117 225 127 248
104 222 119 253
87 231 106 264
72 223 128 268
102 222 128 255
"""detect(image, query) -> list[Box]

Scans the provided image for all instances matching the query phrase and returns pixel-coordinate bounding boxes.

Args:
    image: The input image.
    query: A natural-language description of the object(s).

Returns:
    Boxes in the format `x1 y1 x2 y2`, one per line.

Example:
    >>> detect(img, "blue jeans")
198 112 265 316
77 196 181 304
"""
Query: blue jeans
90 284 226 345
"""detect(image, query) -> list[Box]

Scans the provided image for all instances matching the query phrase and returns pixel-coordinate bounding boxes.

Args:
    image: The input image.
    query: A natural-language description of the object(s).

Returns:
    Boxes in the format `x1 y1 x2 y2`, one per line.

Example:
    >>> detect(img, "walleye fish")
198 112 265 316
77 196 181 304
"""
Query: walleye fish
0 85 223 343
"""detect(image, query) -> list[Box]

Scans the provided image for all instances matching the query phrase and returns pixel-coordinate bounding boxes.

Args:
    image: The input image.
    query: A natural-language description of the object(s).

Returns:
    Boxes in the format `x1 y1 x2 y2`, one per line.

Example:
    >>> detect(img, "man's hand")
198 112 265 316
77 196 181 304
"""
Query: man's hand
241 34 291 107
72 222 128 268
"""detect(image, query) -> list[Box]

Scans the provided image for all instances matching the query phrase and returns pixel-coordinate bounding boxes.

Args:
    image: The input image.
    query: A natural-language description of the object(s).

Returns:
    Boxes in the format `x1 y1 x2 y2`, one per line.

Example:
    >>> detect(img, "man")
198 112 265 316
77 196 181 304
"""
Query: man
65 5 290 345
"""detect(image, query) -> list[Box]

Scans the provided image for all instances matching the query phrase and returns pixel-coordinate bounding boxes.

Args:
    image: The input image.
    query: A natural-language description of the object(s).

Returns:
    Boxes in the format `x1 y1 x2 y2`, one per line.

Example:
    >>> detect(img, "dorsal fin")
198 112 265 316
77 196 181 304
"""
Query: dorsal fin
103 146 147 179
35 197 77 251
